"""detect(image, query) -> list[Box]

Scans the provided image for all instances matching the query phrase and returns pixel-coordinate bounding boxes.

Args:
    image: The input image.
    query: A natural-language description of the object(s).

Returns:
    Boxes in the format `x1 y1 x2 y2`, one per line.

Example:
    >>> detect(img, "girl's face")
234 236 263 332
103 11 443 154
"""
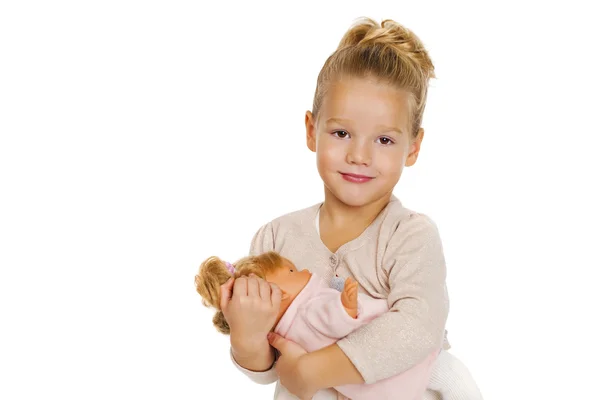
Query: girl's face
305 76 423 208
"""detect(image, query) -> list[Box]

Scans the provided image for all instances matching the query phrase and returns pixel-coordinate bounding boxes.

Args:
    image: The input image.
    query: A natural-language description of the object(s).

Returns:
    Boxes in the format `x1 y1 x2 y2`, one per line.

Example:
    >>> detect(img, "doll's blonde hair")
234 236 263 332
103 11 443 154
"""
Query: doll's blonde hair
312 18 436 137
194 251 287 334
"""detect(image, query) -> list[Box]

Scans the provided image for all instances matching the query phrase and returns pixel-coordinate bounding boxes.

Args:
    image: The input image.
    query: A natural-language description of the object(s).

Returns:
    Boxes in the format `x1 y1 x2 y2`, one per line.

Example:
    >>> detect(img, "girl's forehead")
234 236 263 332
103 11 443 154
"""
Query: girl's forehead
320 78 410 129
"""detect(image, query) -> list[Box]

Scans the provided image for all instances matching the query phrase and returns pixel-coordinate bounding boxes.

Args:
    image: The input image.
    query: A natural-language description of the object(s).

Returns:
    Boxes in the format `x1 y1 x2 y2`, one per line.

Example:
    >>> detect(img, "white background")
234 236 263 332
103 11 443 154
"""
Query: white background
1 1 599 399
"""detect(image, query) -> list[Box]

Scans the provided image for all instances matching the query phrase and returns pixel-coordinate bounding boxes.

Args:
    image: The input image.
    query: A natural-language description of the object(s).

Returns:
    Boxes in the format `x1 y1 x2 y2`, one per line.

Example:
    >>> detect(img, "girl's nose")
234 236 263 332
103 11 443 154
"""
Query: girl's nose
346 141 372 166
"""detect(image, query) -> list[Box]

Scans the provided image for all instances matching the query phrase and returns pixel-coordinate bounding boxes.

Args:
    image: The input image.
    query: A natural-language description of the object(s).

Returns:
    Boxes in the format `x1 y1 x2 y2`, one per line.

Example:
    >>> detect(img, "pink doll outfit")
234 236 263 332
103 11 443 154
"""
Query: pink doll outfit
274 273 439 400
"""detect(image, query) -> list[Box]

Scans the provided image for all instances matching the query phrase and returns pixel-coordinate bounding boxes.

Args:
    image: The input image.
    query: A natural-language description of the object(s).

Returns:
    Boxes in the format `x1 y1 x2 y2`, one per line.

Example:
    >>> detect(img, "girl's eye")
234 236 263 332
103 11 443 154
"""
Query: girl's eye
333 130 349 139
289 269 294 272
377 137 394 145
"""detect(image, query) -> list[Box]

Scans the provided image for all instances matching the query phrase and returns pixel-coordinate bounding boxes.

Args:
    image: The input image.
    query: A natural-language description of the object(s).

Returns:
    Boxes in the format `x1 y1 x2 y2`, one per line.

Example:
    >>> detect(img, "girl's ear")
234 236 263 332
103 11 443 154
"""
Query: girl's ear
405 128 425 167
305 111 317 152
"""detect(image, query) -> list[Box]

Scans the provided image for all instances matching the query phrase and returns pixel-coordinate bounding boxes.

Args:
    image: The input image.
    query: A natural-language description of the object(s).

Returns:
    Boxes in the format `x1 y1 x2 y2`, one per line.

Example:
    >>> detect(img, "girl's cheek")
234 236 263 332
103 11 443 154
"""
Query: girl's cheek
378 152 404 173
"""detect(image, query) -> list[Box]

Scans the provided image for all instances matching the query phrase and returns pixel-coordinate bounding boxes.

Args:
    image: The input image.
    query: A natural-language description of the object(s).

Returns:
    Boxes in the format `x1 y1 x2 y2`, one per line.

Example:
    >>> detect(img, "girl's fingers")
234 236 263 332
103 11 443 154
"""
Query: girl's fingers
233 276 248 297
219 278 235 310
247 275 260 298
259 278 271 300
270 283 282 308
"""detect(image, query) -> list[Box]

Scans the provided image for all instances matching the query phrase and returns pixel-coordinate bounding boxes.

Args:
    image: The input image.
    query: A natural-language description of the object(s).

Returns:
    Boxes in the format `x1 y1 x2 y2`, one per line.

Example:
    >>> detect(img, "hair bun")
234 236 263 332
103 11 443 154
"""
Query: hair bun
339 19 407 47
338 18 434 79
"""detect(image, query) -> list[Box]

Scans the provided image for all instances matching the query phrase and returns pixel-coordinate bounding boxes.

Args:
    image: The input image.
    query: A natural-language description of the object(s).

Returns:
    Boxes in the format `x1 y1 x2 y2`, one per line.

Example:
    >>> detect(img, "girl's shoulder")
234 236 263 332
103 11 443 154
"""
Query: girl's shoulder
380 196 441 248
374 197 446 279
259 202 321 233
249 202 321 255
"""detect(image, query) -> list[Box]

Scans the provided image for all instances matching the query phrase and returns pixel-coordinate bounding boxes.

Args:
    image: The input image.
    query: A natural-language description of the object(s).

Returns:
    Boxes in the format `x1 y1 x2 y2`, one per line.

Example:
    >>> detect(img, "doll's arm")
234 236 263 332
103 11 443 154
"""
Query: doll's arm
341 277 358 318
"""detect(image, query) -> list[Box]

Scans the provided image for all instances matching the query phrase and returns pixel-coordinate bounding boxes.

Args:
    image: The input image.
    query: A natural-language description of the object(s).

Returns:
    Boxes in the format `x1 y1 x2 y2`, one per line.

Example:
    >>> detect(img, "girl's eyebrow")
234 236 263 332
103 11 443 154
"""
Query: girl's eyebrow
326 117 404 135
325 117 351 125
376 125 404 135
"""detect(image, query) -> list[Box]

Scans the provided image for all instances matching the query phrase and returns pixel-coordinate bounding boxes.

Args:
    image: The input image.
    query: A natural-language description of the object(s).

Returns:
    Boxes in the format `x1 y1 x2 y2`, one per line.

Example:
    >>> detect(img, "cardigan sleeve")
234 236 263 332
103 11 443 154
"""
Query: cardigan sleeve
336 214 449 384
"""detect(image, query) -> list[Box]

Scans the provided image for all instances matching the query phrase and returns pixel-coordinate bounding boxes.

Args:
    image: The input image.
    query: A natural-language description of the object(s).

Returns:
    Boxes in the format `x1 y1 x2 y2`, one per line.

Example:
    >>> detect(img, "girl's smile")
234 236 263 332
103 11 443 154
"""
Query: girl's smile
339 172 375 183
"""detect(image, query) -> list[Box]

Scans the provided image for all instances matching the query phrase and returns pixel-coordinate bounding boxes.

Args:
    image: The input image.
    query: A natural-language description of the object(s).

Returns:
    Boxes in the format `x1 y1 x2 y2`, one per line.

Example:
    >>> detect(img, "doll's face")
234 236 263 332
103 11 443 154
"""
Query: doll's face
265 259 312 306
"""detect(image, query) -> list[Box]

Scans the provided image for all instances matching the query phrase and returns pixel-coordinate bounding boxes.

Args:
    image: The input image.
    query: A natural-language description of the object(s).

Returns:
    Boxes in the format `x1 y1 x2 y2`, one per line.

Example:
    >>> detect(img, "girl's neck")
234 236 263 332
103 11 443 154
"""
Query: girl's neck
320 188 392 230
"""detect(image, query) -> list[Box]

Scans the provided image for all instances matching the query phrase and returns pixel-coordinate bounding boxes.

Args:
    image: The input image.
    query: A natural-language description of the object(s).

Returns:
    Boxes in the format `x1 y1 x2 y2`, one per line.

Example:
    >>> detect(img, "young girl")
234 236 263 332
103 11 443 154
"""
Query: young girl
217 17 482 400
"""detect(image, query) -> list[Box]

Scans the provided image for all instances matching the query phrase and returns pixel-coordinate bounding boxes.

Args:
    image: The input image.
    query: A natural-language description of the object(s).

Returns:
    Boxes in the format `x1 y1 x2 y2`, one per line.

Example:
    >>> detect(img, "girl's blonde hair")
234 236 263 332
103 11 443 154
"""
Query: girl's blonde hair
312 18 436 137
194 251 286 334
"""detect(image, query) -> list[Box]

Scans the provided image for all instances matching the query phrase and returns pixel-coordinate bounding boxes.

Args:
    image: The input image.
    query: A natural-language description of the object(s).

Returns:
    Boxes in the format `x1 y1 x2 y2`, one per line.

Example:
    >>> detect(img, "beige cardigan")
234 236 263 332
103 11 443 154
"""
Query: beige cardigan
231 196 450 397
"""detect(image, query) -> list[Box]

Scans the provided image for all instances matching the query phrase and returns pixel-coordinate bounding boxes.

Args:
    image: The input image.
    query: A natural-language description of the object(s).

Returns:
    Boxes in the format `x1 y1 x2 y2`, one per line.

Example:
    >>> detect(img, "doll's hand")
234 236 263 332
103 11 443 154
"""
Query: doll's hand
220 274 282 354
341 277 358 318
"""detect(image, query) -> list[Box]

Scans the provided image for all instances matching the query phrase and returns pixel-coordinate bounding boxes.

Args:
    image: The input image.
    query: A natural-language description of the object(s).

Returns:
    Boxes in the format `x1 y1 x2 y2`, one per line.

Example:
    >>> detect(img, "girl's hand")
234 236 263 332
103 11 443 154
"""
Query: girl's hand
268 332 318 400
220 274 282 353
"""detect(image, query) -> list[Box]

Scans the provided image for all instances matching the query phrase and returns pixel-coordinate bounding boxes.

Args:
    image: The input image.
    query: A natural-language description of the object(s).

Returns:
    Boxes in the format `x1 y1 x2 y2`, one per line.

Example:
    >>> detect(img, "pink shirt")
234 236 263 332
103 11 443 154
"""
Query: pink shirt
274 274 439 400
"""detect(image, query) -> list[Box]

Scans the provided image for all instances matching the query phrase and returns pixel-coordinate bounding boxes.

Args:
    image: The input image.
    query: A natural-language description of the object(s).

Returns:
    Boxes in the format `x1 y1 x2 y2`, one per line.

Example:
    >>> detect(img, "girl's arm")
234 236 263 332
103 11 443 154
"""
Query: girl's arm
229 223 279 384
230 342 278 384
267 334 364 399
299 215 448 387
299 343 364 387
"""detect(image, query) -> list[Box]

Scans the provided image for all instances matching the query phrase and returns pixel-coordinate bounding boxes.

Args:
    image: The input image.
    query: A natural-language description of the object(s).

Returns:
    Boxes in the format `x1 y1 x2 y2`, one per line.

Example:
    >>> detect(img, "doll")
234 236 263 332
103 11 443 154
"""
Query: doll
195 251 438 400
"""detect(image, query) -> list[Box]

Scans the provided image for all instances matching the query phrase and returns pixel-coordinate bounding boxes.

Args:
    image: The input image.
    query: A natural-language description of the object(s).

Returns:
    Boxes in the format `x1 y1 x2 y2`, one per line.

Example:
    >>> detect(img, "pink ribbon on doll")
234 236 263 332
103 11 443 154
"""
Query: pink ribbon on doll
225 262 235 275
